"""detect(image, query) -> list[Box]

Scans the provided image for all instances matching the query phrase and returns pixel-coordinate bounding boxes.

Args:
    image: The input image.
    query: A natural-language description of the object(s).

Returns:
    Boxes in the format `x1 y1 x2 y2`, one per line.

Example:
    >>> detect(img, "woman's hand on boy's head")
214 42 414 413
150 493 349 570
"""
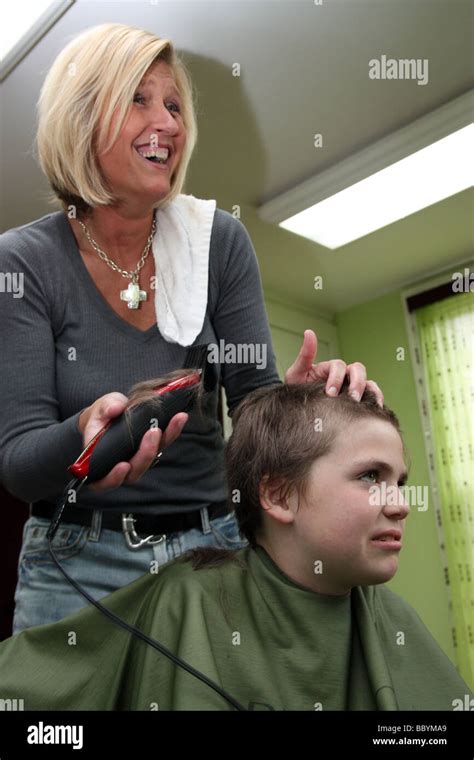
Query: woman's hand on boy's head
284 329 384 408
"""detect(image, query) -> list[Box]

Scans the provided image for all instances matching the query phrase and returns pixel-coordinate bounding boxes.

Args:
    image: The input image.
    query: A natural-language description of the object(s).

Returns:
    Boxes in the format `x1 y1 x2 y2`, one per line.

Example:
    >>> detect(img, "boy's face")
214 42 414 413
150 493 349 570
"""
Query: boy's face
285 418 409 594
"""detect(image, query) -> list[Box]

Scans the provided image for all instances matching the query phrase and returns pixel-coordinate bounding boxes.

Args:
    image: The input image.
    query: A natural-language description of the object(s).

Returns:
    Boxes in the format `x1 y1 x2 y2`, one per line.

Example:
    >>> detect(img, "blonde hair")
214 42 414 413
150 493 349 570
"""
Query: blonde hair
35 23 198 215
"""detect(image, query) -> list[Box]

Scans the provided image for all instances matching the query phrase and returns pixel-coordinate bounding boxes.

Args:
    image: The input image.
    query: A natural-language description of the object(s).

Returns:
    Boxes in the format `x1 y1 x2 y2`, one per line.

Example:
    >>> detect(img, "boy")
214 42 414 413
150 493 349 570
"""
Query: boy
0 380 470 710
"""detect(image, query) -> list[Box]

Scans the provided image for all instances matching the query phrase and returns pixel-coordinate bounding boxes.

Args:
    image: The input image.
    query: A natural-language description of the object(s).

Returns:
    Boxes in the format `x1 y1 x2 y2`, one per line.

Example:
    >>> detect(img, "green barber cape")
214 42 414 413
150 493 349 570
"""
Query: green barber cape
0 546 470 710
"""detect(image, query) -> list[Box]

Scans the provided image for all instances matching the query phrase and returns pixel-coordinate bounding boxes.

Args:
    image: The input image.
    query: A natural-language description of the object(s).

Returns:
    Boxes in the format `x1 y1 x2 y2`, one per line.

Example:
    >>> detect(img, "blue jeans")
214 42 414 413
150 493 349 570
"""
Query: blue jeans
12 508 248 634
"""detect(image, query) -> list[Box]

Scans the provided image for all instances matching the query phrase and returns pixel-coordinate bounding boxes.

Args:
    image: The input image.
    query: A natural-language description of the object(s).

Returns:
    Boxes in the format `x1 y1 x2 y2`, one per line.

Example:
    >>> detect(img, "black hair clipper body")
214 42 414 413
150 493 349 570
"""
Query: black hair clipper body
68 344 216 484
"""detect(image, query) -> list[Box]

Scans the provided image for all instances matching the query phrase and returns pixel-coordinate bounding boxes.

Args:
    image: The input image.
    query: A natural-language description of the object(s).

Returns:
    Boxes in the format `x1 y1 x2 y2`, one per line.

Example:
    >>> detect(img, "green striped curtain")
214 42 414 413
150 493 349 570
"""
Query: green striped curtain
415 290 473 688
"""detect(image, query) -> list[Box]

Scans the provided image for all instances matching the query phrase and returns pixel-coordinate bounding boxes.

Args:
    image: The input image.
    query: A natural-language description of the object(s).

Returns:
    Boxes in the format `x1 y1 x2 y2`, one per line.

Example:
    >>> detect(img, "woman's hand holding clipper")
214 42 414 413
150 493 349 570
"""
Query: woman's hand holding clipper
78 393 189 492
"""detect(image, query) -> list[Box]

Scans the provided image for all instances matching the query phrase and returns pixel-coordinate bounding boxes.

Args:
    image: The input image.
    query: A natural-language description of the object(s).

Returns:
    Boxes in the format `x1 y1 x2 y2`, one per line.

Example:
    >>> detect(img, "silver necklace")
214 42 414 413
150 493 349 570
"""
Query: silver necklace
77 217 157 310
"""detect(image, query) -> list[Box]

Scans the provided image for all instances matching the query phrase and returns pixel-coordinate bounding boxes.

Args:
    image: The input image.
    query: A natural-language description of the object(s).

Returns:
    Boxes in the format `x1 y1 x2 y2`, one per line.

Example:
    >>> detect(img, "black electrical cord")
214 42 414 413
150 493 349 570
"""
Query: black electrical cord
47 478 247 712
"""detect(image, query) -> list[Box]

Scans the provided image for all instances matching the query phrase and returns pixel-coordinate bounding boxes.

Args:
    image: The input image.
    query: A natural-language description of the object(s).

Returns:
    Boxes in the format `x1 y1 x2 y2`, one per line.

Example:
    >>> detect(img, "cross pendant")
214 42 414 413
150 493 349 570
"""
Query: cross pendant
120 280 147 310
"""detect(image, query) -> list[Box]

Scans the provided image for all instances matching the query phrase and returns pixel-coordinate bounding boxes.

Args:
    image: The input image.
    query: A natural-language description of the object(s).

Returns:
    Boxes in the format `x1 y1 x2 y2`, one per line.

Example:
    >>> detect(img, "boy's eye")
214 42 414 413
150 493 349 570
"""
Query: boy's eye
360 470 407 487
360 471 378 483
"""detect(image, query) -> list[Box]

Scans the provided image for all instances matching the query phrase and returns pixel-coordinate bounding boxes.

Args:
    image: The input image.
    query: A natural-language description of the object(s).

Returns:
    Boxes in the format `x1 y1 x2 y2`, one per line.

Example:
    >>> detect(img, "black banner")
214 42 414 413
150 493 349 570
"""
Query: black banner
0 710 472 757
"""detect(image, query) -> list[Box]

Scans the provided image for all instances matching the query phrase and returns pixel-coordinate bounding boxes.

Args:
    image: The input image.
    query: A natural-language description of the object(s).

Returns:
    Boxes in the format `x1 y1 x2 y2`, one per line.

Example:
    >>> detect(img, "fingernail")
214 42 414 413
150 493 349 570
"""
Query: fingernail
327 386 338 396
350 390 360 402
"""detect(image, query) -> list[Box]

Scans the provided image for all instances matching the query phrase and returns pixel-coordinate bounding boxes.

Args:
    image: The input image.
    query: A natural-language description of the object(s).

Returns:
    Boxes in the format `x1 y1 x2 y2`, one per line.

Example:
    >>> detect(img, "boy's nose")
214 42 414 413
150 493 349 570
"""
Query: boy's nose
382 487 410 519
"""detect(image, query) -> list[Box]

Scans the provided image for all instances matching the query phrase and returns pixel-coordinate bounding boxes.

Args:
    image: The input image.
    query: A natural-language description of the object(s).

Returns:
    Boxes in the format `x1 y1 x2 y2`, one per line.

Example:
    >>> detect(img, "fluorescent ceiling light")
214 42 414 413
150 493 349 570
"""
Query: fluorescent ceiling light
280 124 473 250
259 92 474 250
0 0 74 82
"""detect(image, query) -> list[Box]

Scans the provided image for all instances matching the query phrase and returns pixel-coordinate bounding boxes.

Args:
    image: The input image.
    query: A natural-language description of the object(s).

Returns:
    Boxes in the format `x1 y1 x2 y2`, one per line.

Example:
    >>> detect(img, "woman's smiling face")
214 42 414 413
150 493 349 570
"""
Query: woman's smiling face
96 60 186 210
293 418 410 593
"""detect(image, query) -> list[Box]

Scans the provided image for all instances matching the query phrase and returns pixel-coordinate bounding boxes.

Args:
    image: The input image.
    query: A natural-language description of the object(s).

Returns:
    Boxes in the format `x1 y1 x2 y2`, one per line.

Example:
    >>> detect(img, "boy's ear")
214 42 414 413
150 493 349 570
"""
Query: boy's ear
259 475 297 526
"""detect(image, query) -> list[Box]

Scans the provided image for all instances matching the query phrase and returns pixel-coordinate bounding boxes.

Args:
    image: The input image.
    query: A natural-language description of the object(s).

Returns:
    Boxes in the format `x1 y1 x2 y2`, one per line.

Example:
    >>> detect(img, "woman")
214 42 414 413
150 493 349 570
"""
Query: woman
0 23 383 632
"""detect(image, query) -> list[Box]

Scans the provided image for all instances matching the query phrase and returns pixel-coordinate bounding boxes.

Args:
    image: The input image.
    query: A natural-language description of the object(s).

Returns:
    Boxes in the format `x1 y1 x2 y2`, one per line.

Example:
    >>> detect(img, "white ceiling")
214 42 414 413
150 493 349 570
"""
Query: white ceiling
1 0 473 313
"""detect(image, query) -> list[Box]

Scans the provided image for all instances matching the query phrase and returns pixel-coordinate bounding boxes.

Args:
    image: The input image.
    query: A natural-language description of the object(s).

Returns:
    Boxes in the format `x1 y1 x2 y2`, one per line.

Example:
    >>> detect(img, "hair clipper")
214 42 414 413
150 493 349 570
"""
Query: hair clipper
68 344 215 484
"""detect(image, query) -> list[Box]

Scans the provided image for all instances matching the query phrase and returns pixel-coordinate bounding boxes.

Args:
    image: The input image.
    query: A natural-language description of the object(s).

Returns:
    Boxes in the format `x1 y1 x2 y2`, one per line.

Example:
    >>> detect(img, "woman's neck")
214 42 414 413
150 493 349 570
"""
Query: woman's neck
73 205 156 269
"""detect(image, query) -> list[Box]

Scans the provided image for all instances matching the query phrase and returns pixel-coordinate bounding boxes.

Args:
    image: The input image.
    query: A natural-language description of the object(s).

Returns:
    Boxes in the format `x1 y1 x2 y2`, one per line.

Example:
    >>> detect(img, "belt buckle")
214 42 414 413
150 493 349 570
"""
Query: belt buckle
121 513 166 551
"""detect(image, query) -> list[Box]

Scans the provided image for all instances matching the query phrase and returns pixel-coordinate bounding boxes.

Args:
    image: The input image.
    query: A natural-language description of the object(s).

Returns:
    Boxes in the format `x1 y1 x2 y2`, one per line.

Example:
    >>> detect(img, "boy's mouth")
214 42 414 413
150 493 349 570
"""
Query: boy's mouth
370 529 402 550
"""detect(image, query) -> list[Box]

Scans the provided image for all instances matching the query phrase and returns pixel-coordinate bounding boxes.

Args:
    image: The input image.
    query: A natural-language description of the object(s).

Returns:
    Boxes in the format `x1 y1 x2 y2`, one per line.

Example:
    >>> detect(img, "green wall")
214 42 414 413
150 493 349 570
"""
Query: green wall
265 295 340 375
336 289 455 663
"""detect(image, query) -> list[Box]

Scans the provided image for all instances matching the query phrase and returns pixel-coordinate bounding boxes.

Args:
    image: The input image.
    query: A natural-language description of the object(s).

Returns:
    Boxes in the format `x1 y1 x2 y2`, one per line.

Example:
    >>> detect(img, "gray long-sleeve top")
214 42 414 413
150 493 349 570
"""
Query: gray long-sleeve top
0 208 281 514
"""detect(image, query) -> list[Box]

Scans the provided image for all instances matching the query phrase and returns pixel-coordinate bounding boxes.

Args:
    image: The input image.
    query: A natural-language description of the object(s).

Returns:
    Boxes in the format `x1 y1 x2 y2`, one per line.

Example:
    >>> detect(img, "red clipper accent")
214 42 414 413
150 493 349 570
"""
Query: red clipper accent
68 424 110 479
153 371 201 396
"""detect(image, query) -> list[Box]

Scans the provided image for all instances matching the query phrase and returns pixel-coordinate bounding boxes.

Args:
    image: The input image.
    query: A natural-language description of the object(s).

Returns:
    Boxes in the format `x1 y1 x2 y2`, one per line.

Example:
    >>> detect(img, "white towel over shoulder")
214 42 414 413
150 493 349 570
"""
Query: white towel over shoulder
152 194 216 346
